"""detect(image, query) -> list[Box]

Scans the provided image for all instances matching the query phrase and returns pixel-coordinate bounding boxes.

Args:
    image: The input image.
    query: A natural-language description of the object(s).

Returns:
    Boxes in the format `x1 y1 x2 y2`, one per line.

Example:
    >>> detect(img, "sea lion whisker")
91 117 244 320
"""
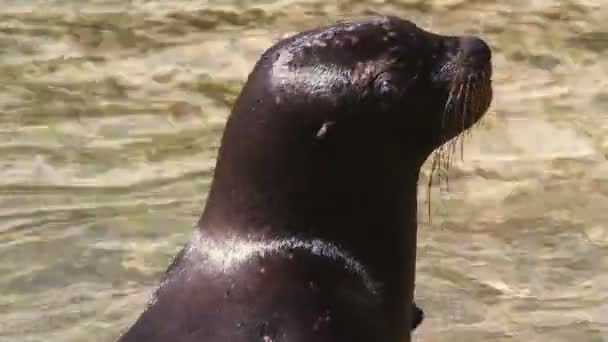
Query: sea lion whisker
443 83 457 129
427 61 492 215
426 152 439 220
444 80 464 173
450 77 466 158
459 74 473 161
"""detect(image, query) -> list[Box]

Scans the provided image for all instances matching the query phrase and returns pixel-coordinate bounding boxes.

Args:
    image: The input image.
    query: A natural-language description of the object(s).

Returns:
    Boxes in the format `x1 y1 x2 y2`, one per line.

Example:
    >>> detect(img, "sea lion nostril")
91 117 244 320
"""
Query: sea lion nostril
459 36 491 64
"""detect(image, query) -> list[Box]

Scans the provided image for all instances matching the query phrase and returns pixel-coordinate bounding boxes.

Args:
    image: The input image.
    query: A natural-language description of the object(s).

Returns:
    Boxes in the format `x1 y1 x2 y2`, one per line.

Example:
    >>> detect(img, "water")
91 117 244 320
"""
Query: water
0 1 606 341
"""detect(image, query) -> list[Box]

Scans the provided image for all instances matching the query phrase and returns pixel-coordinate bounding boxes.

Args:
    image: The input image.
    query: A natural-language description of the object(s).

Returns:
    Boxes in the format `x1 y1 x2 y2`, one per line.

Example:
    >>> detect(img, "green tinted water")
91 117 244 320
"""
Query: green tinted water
0 1 606 341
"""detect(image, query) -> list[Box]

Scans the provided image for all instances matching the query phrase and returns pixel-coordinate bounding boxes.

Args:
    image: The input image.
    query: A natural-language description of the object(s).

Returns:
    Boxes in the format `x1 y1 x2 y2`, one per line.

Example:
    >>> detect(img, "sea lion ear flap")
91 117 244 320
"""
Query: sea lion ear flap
314 121 336 140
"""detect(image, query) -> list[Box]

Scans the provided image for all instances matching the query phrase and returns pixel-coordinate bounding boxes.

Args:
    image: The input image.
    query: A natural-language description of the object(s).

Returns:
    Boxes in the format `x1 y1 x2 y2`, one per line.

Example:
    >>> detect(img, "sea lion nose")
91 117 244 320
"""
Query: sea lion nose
459 36 491 65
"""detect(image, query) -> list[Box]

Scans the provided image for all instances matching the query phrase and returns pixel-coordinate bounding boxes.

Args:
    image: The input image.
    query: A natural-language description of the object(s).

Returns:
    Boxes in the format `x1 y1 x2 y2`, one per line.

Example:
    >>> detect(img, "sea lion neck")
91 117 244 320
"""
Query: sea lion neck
199 149 421 240
198 100 423 291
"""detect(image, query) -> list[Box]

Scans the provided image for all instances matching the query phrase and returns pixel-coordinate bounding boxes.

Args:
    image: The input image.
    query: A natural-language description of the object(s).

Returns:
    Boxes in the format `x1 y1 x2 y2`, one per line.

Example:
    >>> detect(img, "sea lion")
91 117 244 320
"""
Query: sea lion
117 15 492 342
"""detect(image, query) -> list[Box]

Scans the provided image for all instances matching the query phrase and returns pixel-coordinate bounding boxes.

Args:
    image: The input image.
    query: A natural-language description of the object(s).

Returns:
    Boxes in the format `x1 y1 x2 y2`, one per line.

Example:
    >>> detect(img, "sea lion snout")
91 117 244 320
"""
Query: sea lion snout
458 36 492 67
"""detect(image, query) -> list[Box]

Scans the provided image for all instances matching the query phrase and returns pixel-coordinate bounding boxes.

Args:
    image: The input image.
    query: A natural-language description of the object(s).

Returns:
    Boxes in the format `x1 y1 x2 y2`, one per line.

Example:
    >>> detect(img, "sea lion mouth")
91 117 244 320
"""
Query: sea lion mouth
442 61 493 138
433 35 493 141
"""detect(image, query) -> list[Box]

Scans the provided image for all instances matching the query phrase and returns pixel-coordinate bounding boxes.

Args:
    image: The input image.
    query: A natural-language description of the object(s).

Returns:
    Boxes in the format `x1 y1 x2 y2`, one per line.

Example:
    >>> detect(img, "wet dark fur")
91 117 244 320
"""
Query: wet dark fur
118 16 492 342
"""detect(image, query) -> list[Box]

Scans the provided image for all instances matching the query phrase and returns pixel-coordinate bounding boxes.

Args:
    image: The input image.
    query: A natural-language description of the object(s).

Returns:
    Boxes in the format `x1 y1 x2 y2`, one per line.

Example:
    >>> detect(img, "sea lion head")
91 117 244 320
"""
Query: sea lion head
204 15 493 230
242 15 493 165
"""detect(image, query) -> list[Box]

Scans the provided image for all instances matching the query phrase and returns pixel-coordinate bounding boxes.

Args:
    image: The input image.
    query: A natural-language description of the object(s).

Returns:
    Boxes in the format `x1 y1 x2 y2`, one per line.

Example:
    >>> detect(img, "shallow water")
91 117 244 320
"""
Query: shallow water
0 0 606 341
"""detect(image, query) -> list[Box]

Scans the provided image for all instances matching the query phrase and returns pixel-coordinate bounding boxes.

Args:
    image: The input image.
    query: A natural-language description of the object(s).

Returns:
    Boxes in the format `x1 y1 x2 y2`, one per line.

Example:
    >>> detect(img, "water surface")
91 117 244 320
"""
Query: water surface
0 0 606 341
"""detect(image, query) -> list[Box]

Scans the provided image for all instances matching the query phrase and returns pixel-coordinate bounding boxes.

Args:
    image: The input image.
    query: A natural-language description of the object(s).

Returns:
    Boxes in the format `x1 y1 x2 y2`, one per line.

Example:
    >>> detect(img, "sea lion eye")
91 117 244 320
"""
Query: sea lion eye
378 80 392 95
373 72 397 97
